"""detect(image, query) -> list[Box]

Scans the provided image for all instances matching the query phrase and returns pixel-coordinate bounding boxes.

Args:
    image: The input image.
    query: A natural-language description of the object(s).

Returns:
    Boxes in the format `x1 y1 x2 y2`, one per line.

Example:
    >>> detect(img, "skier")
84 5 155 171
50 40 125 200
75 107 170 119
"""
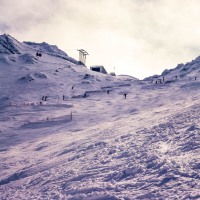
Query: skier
124 93 127 99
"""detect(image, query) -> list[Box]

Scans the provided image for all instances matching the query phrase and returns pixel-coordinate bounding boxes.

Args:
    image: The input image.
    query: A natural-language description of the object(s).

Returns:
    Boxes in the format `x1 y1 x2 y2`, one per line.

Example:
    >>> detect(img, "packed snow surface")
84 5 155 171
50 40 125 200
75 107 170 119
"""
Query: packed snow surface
0 34 200 200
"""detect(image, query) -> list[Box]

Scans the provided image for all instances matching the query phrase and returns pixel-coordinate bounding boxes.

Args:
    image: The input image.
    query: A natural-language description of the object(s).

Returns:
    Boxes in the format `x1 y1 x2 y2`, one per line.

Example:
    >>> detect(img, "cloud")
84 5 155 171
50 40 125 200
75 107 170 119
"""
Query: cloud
0 0 60 33
1 0 200 78
0 23 11 33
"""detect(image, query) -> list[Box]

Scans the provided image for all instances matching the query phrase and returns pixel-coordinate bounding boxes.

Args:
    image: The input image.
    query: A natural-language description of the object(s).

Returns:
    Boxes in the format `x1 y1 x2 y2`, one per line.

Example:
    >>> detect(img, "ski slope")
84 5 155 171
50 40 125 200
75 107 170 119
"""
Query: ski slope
0 34 200 200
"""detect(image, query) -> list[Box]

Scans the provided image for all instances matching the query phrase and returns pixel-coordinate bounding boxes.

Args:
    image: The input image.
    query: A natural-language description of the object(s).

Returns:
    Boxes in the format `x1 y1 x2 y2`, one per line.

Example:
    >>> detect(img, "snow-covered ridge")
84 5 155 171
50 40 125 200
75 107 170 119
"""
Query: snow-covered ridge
144 55 200 81
23 41 68 57
0 34 80 65
116 74 138 81
22 41 81 65
0 34 23 54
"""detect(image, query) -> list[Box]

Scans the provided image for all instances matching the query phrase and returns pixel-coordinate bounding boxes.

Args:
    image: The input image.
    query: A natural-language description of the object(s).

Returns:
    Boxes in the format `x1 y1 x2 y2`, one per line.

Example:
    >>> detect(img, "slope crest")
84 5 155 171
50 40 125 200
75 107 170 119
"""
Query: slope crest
0 34 22 54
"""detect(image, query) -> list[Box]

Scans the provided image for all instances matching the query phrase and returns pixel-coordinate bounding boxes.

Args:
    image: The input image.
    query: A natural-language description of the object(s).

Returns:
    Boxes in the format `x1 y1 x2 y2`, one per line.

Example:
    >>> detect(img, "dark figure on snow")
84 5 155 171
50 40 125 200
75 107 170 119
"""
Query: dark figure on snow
72 86 74 90
175 75 178 80
124 93 127 99
195 77 197 80
36 52 42 57
107 90 110 94
83 92 87 98
63 95 65 100
42 96 47 101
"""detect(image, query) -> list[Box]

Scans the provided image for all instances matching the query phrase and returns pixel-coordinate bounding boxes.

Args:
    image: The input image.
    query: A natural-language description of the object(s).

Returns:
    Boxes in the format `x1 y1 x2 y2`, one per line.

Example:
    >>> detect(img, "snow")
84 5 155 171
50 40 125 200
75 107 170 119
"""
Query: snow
0 34 22 54
145 54 200 83
0 34 200 199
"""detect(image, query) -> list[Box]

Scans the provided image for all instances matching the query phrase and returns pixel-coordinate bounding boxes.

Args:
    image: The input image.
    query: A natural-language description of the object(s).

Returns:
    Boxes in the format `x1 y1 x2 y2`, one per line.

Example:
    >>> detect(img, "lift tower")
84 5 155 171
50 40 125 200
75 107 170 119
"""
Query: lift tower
77 49 89 65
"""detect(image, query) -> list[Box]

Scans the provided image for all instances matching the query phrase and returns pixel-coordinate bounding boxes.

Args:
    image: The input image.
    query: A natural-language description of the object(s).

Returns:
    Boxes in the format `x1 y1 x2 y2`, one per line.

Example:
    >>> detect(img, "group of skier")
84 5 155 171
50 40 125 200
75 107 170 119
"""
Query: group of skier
154 76 198 84
41 85 128 103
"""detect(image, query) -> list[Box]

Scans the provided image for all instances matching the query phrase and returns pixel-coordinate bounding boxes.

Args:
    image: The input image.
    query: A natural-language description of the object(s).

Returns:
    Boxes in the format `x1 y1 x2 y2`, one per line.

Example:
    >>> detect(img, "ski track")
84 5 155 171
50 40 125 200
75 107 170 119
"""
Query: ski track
0 102 200 199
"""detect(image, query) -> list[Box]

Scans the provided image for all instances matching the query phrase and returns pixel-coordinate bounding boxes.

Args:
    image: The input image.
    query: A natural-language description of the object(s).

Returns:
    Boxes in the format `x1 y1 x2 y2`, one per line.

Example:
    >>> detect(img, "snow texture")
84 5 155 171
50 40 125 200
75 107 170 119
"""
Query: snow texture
0 34 200 200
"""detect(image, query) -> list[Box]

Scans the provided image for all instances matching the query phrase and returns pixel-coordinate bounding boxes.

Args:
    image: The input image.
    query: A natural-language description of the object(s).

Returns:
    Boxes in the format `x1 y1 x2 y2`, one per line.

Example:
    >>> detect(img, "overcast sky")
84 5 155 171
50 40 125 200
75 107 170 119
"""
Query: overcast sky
1 0 200 79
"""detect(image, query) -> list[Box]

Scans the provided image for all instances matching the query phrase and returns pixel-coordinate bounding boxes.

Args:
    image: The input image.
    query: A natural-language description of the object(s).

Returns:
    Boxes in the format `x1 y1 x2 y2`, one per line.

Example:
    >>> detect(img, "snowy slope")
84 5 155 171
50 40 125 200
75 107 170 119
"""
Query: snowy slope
144 56 200 83
0 34 200 200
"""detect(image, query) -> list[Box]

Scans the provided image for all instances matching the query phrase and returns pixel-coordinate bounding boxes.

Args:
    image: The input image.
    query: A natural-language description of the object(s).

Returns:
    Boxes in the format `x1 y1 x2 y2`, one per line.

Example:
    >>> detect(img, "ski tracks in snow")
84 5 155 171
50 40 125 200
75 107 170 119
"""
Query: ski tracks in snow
0 104 200 199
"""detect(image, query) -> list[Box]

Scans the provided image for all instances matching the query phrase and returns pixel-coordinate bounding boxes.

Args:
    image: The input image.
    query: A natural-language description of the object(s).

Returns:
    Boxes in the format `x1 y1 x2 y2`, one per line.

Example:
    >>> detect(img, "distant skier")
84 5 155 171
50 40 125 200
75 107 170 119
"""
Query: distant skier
124 93 127 99
63 95 65 100
83 92 87 98
36 52 42 57
72 86 74 90
107 90 110 94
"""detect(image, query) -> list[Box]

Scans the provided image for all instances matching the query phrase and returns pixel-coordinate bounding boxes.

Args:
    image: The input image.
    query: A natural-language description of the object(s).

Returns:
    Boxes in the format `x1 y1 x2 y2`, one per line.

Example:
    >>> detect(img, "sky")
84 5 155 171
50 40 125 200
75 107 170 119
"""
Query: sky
1 0 200 79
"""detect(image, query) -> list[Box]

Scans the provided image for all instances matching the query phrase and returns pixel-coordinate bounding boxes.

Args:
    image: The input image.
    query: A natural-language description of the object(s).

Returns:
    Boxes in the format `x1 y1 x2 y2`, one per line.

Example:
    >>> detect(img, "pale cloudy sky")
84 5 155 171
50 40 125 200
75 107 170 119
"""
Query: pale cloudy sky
1 0 200 79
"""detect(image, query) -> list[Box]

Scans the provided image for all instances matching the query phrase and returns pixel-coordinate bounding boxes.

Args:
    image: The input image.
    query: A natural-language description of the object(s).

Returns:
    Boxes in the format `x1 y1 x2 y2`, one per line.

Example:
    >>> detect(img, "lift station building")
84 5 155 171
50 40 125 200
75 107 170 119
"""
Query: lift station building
90 65 107 74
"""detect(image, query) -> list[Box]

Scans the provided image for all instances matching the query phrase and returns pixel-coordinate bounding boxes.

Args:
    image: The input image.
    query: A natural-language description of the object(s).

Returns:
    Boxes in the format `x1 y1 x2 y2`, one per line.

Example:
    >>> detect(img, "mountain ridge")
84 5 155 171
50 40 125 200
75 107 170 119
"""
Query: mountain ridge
1 33 200 81
144 55 200 82
0 34 80 65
